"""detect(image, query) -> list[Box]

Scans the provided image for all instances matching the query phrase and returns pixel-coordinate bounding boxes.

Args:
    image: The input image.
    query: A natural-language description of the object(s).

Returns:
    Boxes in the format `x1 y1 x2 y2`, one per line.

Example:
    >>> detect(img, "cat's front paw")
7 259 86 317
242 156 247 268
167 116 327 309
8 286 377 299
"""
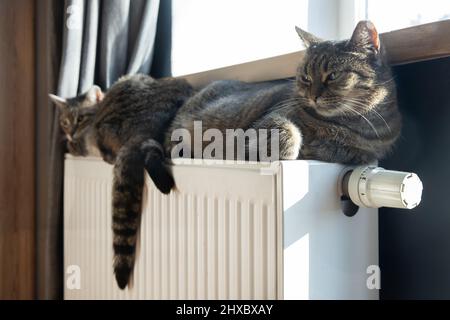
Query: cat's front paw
102 153 116 164
279 122 302 160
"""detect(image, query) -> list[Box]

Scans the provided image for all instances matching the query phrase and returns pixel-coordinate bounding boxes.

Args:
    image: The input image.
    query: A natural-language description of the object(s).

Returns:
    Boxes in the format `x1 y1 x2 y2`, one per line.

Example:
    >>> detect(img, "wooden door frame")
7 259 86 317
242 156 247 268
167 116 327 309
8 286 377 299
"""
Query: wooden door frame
0 0 36 300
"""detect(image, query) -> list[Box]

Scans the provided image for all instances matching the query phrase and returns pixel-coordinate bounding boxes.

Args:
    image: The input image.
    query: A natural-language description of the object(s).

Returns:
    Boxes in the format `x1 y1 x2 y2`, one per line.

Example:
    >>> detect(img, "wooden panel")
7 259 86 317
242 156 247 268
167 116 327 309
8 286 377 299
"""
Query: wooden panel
0 0 36 299
182 20 450 88
382 20 450 65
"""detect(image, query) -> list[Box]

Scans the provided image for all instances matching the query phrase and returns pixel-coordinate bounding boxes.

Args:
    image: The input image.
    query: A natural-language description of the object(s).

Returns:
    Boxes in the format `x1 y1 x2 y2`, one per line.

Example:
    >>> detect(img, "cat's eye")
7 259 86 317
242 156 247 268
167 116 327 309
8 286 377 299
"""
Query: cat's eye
327 72 339 82
300 75 311 83
77 115 85 123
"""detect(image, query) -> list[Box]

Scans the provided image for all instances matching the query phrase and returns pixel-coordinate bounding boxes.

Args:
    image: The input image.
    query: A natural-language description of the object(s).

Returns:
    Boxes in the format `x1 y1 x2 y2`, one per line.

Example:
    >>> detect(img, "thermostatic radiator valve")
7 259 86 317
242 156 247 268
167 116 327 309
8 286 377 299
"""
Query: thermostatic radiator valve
342 166 423 209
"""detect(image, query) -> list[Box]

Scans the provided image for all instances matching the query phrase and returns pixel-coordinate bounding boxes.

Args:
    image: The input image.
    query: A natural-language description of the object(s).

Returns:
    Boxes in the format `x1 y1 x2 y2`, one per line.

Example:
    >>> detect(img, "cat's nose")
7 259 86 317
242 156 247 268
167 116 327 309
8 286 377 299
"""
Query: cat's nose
310 87 323 103
310 94 320 104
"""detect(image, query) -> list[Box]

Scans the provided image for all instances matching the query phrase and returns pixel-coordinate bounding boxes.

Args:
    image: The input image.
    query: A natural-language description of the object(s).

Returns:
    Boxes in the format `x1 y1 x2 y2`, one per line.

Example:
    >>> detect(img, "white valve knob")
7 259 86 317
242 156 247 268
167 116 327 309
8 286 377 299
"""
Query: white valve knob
344 166 423 209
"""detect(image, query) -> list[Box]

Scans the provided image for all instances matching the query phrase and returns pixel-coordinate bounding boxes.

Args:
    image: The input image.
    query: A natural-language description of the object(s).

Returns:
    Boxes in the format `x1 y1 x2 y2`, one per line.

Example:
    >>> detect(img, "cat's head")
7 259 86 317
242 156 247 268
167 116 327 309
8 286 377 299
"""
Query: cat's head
294 21 392 117
49 85 104 142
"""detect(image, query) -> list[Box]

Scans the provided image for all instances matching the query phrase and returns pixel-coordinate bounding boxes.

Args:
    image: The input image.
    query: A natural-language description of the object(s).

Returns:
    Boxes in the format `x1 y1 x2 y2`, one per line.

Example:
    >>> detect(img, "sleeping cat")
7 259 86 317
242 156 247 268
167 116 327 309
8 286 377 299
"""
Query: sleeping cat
166 21 401 164
49 86 103 157
50 74 194 289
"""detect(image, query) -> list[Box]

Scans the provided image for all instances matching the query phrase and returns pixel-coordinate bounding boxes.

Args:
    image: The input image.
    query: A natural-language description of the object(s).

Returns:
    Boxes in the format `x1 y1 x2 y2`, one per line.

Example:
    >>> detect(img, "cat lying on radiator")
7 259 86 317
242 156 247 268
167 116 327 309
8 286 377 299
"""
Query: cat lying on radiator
166 21 401 164
50 20 401 290
50 75 194 289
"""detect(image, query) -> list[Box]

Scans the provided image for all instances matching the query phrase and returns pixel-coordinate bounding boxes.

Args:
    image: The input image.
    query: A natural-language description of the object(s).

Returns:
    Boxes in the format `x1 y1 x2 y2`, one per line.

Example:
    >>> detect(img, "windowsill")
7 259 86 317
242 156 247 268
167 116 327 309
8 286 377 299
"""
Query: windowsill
179 20 450 88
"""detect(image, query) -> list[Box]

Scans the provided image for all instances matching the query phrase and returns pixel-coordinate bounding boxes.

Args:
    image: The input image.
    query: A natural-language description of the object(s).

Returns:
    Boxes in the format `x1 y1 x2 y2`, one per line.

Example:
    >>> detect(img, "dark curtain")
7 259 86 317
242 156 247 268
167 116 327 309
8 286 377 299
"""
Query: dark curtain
36 0 162 299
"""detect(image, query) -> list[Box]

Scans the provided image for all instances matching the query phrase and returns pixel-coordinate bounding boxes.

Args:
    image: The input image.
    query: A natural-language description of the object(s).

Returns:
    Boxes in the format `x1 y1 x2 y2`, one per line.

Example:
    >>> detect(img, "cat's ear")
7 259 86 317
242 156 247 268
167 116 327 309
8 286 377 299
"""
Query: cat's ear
48 94 68 110
86 85 104 104
348 20 380 54
295 26 322 48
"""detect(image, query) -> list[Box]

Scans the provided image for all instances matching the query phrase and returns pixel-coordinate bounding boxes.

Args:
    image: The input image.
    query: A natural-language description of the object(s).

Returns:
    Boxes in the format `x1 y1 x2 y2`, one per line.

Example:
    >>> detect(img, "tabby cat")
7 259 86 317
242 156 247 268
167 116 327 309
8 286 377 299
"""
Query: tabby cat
166 21 401 164
49 86 103 157
50 74 194 289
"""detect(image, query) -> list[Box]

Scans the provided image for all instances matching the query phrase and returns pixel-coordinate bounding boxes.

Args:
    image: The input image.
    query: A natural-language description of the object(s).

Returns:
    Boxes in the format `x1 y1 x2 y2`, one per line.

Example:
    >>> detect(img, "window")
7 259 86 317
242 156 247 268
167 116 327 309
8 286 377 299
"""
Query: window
365 0 450 33
171 0 310 76
170 0 450 76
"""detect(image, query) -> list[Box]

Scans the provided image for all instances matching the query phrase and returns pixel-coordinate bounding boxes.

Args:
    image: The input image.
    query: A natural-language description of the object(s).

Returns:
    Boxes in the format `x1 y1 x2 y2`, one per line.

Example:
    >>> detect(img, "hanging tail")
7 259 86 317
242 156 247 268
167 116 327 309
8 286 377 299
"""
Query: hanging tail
112 138 174 289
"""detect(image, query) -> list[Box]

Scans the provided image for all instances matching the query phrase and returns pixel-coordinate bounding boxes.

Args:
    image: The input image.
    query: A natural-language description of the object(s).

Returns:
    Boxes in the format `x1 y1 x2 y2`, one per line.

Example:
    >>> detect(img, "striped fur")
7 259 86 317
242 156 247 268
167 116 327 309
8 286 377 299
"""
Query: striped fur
50 75 195 289
112 139 145 289
111 137 171 289
166 21 401 165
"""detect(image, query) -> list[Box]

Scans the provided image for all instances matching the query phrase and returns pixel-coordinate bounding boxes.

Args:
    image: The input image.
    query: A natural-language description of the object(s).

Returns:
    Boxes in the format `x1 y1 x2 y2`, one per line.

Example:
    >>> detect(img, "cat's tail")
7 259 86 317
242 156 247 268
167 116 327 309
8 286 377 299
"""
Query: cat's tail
112 141 145 289
112 138 174 289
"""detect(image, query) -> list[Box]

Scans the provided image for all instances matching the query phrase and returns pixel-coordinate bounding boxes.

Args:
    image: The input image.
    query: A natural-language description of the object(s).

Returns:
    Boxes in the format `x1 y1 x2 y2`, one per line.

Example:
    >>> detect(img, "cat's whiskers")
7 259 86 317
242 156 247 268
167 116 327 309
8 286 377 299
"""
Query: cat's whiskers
273 102 303 113
273 97 301 107
349 95 395 105
339 103 381 139
315 97 388 137
342 98 391 133
374 77 396 87
271 96 308 112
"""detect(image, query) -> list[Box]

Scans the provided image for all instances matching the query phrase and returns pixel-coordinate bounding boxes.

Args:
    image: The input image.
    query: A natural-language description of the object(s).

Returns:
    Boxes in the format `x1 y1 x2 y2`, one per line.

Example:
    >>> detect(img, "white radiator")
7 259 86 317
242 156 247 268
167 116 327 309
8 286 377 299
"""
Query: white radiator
64 156 378 299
